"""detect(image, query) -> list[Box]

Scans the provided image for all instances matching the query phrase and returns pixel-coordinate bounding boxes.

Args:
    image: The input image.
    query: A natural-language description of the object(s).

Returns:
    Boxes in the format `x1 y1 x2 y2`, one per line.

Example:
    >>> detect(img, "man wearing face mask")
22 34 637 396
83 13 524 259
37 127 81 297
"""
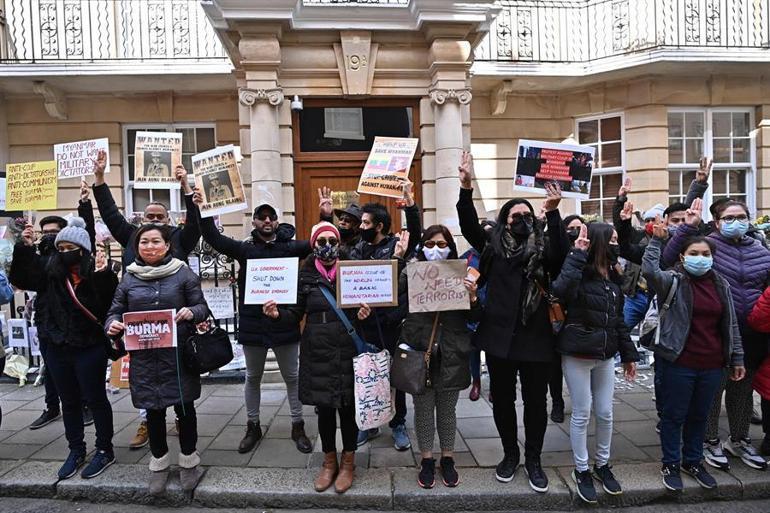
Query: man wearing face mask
318 190 362 260
192 191 333 455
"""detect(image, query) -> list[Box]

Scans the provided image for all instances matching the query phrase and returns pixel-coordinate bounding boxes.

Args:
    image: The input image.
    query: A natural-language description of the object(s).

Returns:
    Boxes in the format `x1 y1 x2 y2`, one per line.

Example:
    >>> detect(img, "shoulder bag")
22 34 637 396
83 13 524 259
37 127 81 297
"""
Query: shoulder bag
182 318 234 374
65 278 126 361
391 313 440 396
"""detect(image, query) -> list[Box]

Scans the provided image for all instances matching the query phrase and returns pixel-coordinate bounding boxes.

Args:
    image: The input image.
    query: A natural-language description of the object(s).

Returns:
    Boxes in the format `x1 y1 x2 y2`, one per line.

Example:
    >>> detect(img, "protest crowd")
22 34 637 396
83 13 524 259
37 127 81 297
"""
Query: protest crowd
2 134 770 506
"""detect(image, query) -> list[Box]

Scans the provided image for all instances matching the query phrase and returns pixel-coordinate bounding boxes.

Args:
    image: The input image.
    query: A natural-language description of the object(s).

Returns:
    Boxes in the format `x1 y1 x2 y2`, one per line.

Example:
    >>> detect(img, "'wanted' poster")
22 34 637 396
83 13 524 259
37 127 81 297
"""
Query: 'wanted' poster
192 145 247 218
134 132 182 189
357 137 418 199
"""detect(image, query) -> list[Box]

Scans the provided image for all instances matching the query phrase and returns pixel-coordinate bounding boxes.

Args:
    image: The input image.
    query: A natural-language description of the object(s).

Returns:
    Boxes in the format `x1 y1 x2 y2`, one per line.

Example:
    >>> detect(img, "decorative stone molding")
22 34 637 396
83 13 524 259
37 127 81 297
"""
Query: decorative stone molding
334 31 379 96
32 81 67 120
429 88 473 105
238 87 284 107
489 80 514 116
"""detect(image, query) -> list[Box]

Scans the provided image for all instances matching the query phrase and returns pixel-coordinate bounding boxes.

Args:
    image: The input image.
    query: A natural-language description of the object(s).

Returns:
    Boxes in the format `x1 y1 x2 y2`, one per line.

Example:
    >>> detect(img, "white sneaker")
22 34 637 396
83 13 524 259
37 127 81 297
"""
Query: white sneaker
724 438 769 470
703 439 730 470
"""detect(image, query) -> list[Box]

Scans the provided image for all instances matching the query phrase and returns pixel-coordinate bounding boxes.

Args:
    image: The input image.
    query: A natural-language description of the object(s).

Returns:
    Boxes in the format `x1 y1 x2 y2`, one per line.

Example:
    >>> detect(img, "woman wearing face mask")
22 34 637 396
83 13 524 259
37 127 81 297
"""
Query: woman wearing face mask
263 222 371 494
663 200 770 471
644 220 745 492
550 223 638 504
12 217 118 480
397 225 481 489
106 224 210 495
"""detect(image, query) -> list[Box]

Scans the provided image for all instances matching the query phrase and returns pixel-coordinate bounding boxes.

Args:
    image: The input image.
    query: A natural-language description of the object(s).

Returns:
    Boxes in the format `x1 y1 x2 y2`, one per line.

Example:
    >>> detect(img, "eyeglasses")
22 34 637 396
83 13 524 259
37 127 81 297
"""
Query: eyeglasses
423 240 449 249
254 213 278 222
511 213 533 223
315 237 338 247
720 214 749 223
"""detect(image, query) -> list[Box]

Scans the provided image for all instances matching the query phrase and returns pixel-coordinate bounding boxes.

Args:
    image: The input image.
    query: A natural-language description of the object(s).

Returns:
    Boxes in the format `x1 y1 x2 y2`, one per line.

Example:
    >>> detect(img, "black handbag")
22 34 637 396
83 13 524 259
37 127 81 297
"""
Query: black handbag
182 321 233 374
391 313 440 396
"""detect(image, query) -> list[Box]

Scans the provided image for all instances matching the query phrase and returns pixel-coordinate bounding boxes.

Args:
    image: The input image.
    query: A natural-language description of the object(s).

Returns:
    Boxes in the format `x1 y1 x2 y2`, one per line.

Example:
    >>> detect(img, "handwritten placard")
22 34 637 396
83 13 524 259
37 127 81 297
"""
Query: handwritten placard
203 286 235 320
357 137 418 199
5 161 58 211
122 309 177 351
244 257 299 305
54 138 109 179
407 260 469 313
337 260 399 308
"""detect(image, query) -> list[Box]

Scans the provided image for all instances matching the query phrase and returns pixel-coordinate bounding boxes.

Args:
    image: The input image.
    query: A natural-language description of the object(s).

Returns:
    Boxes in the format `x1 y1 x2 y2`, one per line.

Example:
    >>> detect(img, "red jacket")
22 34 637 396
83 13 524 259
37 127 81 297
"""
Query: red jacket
748 287 770 400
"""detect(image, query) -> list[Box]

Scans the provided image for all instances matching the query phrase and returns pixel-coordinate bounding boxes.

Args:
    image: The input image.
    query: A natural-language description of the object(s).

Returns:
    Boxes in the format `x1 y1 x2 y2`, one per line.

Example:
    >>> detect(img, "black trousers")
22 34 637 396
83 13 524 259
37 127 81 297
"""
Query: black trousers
39 338 61 411
486 354 550 463
318 405 358 453
146 403 197 458
549 355 564 406
762 398 770 437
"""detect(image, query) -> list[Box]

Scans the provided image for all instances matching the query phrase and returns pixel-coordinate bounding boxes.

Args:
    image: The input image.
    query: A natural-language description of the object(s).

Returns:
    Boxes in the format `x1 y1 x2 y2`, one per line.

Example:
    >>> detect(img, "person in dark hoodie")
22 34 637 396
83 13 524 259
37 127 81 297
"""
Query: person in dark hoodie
456 151 569 493
318 187 363 260
192 191 329 455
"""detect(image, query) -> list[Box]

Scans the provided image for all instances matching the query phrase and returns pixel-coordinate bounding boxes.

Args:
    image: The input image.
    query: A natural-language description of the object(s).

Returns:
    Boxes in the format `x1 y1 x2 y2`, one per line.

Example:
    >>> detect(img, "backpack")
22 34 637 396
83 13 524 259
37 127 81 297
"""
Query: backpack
638 276 678 349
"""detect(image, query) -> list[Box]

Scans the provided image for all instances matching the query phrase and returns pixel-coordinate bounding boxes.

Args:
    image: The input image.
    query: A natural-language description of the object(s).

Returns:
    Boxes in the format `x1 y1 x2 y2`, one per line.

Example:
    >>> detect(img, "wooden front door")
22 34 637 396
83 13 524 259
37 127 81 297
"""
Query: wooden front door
292 99 421 239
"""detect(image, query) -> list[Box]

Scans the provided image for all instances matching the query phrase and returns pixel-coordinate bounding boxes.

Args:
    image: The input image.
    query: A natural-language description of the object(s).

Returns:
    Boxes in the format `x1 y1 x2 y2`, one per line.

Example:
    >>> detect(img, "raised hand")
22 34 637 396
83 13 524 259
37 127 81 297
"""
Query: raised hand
697 157 712 183
652 215 668 239
175 165 192 193
357 302 372 320
80 179 90 202
543 182 562 212
618 177 632 197
458 151 474 190
400 178 415 207
574 224 590 251
192 188 204 206
21 224 35 247
393 230 410 258
318 187 333 218
93 149 107 185
95 250 107 272
685 198 703 226
620 201 634 221
262 300 280 319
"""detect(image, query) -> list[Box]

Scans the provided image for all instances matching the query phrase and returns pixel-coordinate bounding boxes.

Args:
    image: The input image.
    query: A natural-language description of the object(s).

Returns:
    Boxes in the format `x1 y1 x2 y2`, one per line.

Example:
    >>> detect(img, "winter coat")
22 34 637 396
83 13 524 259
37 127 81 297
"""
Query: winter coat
642 237 743 367
456 188 569 362
105 262 209 410
10 243 118 349
280 257 362 409
551 249 638 363
93 183 200 268
747 287 770 400
397 263 482 391
197 209 310 347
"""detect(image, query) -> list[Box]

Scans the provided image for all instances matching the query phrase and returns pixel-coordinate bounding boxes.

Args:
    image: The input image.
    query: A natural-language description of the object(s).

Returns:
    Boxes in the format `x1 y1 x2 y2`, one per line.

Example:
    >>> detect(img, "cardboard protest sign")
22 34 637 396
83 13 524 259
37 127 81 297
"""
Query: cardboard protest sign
8 318 29 349
406 260 469 313
244 257 299 305
337 260 399 308
109 354 130 389
5 161 58 210
357 137 418 199
203 286 235 319
134 132 182 189
192 145 247 218
54 138 109 179
514 139 595 199
122 309 177 351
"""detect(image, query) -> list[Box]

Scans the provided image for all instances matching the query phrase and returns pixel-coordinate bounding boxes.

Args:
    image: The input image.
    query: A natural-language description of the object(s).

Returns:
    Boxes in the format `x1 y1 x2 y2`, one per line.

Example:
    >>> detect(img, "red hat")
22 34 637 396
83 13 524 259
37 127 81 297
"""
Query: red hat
310 221 340 246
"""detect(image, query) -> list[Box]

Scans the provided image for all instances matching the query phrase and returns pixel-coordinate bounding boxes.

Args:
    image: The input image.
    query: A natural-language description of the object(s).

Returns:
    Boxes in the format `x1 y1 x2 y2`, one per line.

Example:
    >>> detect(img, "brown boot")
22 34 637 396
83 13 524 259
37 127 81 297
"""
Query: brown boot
314 452 338 492
130 421 149 449
334 451 355 494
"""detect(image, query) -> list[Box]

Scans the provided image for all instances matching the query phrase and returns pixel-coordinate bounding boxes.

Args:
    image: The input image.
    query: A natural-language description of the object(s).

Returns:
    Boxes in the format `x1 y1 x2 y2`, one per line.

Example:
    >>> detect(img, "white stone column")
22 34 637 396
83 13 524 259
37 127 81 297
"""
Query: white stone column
0 94 8 169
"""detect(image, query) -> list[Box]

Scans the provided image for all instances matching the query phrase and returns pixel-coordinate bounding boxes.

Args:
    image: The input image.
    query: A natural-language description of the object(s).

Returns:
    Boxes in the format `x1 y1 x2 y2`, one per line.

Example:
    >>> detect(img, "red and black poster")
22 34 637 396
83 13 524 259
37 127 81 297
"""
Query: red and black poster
514 139 596 199
122 309 177 351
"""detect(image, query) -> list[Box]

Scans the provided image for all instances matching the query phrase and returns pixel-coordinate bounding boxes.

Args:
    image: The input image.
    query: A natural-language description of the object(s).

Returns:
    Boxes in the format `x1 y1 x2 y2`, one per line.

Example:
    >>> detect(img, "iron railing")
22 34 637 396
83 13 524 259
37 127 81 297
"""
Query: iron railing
475 0 770 63
1 0 227 63
302 0 409 5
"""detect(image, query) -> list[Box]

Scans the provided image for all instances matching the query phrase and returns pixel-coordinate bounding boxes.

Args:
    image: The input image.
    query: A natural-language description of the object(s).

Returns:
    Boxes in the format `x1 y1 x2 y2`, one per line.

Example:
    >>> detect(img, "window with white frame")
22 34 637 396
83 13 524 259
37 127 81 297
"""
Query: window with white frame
667 109 754 214
576 114 623 220
124 125 216 215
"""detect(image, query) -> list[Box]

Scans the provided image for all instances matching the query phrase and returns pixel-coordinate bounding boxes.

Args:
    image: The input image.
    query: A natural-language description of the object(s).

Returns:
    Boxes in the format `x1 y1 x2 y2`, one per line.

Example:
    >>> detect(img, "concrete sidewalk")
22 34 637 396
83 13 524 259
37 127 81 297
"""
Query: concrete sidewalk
0 370 768 510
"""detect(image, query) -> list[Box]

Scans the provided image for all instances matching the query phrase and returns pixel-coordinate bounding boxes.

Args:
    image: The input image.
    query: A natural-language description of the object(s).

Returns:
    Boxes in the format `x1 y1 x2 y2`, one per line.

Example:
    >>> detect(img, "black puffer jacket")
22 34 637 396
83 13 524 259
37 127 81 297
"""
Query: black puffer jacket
551 249 639 362
197 209 310 347
105 260 209 410
280 257 361 409
10 243 118 349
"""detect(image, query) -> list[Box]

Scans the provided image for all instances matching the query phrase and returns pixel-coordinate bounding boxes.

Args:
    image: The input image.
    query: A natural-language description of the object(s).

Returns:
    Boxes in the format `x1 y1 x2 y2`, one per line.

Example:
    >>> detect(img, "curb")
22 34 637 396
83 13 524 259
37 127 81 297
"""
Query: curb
0 459 768 510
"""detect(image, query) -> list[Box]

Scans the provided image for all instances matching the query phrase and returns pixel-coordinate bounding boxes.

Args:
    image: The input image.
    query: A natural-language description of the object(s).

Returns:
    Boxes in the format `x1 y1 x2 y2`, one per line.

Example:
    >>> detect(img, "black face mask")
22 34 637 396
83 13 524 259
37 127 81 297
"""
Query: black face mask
360 227 378 244
510 219 533 238
607 244 620 265
60 249 82 267
38 234 57 255
338 227 356 241
567 228 580 243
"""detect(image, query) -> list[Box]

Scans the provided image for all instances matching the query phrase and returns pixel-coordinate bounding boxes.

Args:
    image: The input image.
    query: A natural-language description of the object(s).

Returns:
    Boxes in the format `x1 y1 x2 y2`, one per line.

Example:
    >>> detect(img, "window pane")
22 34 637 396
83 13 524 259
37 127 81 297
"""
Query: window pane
668 113 684 137
733 112 750 137
685 139 703 163
133 189 151 213
579 120 599 144
713 112 731 137
682 170 696 185
685 112 704 137
668 171 680 197
127 129 139 155
151 189 171 210
602 173 622 199
581 200 600 217
299 107 413 152
713 138 731 163
128 156 135 181
727 169 747 194
668 139 683 163
177 128 196 153
601 199 615 221
196 128 216 151
713 171 727 195
733 138 750 163
600 116 621 141
182 154 193 171
601 142 621 168
589 175 602 199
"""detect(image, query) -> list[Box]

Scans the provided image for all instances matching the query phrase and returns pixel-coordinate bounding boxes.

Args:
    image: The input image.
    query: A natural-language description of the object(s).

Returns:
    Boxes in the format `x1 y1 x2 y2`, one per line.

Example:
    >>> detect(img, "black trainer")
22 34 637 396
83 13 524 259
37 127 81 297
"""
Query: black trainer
682 462 717 489
418 458 435 489
238 421 262 454
82 406 94 427
440 456 459 487
550 401 565 424
661 463 683 492
572 469 597 504
495 453 519 483
29 408 60 430
592 463 622 495
524 458 548 493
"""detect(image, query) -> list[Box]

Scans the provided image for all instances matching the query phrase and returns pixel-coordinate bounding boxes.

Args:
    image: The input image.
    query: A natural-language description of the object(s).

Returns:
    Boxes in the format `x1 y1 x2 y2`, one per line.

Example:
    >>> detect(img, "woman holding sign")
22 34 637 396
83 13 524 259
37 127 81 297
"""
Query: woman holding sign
105 224 209 495
263 221 371 495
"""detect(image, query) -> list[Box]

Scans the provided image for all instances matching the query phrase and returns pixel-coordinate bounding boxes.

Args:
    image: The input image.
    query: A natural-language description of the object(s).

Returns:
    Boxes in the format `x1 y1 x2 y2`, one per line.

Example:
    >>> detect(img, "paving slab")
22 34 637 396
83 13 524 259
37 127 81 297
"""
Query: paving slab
0 460 22 478
248 438 312 468
0 460 60 498
194 467 392 510
729 464 770 500
392 467 571 511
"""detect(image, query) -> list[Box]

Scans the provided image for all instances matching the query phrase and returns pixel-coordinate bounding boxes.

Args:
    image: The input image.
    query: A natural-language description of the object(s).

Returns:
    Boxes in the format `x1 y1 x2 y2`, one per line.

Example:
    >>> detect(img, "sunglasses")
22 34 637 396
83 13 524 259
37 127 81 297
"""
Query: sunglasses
511 213 533 223
423 240 449 249
316 237 338 247
144 213 167 222
254 213 278 222
720 215 749 223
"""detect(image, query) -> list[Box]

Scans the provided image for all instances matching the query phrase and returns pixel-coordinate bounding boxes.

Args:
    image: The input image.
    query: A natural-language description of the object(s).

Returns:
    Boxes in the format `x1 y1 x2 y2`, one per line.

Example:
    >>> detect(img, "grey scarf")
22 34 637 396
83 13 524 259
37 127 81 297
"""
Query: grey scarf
127 257 185 280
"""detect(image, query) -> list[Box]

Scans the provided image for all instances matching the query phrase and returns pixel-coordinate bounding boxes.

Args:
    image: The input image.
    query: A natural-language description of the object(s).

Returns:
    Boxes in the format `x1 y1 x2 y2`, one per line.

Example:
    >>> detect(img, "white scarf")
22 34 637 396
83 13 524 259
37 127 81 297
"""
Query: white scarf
127 257 185 280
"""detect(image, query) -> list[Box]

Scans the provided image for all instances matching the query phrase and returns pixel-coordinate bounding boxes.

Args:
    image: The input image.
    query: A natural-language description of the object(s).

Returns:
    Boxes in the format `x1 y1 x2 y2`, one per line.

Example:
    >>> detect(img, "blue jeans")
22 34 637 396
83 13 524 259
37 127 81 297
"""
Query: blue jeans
470 350 481 381
657 358 723 465
623 291 650 329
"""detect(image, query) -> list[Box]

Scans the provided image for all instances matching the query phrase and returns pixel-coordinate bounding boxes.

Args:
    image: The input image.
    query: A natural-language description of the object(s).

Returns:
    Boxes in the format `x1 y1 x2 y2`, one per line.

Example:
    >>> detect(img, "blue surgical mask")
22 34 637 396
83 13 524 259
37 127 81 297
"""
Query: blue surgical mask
682 255 713 276
719 220 750 239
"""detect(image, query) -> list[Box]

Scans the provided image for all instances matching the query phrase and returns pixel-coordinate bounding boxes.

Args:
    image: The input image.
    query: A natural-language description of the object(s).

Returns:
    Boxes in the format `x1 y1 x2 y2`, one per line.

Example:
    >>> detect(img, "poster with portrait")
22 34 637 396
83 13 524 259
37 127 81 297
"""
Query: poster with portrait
134 132 182 189
8 318 29 349
122 309 177 351
514 139 596 199
54 138 109 179
192 145 247 218
357 137 418 199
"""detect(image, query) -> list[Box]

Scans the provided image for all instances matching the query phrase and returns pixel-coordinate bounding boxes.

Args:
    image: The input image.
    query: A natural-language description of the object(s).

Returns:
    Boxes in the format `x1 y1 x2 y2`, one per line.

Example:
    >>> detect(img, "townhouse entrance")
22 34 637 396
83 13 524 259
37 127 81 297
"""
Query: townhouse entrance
293 99 422 239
